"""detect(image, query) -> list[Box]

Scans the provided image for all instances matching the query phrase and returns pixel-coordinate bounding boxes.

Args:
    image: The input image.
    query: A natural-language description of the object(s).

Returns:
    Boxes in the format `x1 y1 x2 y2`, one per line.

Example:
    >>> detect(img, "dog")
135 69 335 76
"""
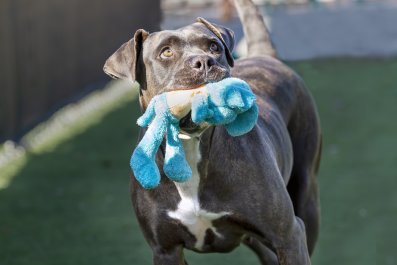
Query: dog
103 0 321 264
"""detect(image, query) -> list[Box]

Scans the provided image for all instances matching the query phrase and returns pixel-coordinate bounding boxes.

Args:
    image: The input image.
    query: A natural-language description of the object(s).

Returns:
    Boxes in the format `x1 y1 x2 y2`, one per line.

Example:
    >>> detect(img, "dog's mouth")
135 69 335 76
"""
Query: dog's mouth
169 82 207 135
179 112 202 134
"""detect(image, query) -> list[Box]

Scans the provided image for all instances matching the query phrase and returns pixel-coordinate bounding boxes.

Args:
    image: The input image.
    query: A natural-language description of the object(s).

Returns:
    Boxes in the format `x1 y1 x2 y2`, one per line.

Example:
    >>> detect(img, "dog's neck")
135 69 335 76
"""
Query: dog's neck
175 137 201 207
168 127 228 251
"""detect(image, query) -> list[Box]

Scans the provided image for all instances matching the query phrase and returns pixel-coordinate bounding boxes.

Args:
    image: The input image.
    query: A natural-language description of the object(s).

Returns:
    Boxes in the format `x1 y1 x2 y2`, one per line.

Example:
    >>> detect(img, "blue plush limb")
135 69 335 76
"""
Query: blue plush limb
205 78 255 112
164 122 192 182
191 93 213 123
130 114 167 189
192 93 237 124
137 98 156 127
209 79 259 135
225 103 259 137
206 104 237 125
192 95 237 125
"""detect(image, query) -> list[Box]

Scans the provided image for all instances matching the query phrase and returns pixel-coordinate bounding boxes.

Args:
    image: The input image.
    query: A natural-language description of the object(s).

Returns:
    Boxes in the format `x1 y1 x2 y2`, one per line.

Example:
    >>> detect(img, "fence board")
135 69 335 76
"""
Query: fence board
0 0 161 142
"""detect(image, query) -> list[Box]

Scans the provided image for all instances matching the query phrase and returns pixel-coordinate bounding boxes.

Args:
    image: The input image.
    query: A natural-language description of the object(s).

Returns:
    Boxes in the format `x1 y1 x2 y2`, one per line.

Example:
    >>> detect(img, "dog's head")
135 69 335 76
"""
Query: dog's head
103 18 235 134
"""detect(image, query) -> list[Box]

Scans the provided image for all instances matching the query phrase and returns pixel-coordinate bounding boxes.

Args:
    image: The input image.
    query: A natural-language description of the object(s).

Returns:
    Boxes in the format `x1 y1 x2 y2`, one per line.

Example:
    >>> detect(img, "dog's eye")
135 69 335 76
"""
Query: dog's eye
160 48 174 58
209 42 219 52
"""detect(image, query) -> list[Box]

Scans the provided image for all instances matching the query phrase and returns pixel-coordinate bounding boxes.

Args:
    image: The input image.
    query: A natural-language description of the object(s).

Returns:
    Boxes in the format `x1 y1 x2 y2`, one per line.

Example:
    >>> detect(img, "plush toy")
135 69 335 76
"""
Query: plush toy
131 77 259 189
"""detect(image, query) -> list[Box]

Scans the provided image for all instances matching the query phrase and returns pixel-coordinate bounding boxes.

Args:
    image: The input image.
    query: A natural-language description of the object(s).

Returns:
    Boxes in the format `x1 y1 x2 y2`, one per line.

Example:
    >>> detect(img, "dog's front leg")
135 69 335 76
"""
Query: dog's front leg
152 245 187 265
274 217 311 265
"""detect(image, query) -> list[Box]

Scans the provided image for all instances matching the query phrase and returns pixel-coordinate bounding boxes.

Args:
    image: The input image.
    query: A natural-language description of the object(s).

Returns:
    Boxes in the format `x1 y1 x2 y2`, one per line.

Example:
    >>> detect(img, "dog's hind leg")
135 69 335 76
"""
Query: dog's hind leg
243 236 279 265
287 163 321 255
286 92 322 255
273 217 312 265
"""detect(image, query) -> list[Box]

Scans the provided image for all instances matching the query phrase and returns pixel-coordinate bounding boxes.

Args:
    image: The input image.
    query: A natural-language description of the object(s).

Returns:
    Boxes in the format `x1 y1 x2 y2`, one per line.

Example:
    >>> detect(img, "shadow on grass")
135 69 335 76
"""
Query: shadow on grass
1 58 397 265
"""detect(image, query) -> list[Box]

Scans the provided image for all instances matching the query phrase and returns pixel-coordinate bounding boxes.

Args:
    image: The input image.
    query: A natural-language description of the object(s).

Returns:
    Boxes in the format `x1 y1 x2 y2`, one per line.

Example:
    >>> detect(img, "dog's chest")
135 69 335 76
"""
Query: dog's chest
167 137 229 250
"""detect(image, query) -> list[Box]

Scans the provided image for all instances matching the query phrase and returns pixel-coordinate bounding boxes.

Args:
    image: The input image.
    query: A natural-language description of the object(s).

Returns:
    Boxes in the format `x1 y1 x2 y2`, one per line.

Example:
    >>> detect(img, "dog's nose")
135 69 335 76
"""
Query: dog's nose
190 56 216 72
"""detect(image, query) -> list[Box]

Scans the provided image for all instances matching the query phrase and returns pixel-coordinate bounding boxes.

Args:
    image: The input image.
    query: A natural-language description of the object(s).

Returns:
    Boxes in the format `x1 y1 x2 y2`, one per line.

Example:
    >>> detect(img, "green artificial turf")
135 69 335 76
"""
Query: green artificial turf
291 58 397 265
0 58 396 265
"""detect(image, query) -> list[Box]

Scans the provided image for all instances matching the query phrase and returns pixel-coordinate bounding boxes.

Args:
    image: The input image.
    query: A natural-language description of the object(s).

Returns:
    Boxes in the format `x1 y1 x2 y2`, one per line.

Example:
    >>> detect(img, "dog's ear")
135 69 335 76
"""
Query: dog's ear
103 29 149 82
196 17 235 67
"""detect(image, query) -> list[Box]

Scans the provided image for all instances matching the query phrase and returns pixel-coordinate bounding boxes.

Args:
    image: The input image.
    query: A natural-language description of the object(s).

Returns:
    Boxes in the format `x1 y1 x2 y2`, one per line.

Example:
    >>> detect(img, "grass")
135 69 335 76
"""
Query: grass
0 58 396 265
291 58 397 265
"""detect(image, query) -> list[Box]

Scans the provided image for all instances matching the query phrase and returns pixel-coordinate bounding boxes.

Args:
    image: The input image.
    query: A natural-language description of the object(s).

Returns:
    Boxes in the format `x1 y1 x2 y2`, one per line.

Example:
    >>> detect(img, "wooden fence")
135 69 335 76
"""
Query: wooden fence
0 0 161 142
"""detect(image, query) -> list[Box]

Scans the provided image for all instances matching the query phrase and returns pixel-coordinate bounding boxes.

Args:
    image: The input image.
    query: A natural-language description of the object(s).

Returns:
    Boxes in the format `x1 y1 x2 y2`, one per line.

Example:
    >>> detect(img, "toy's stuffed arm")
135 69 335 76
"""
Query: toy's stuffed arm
130 95 169 189
137 97 156 127
130 113 167 189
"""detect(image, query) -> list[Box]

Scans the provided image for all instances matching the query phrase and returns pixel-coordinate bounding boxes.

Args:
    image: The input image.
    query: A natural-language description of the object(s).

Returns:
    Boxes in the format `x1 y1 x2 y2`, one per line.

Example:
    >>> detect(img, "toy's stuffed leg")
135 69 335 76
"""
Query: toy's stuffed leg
206 78 256 112
208 104 237 125
191 93 237 125
137 98 156 127
225 104 259 137
130 115 167 189
191 94 212 123
164 122 192 182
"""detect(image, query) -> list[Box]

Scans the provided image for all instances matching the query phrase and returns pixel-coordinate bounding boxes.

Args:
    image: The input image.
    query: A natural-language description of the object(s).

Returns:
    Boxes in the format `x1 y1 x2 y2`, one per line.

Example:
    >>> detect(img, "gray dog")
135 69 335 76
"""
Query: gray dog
103 0 321 264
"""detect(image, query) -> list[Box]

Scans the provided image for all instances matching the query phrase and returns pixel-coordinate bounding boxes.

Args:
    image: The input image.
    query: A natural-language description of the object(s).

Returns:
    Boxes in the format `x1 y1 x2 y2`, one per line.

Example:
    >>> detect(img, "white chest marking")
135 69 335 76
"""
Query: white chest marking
167 137 229 250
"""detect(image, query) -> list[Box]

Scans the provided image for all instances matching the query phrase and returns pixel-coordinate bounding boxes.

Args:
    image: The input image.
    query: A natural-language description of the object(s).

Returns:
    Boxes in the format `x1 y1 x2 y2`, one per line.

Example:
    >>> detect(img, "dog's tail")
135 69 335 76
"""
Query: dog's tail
233 0 277 58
